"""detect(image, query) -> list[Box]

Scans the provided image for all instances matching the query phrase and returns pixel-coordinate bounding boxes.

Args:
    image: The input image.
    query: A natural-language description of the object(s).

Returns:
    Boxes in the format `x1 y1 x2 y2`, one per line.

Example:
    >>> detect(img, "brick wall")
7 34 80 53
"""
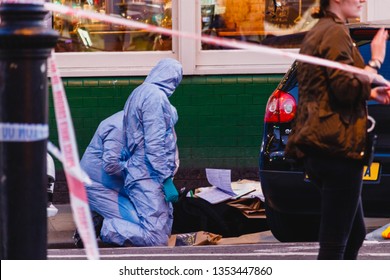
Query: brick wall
224 0 265 31
49 74 282 203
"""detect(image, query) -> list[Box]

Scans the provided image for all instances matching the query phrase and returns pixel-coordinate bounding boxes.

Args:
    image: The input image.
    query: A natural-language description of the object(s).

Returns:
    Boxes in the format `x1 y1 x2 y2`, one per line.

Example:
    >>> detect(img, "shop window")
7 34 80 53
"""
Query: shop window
53 0 173 52
200 0 319 50
47 0 371 77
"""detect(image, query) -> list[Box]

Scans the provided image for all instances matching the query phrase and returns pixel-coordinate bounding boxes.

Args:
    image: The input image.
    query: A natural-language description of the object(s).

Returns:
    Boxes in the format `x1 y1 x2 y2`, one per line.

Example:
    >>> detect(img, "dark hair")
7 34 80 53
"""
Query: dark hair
312 0 330 18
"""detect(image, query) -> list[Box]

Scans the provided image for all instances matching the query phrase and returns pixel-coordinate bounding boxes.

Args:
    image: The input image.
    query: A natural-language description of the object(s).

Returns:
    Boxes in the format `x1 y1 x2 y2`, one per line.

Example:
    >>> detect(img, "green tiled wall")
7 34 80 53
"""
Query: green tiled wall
49 74 281 170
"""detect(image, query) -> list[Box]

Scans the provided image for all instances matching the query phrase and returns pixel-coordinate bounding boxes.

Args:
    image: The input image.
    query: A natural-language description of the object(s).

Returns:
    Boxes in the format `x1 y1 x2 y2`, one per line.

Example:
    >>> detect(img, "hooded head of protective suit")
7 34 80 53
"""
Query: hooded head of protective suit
144 58 183 98
102 58 182 247
123 58 182 186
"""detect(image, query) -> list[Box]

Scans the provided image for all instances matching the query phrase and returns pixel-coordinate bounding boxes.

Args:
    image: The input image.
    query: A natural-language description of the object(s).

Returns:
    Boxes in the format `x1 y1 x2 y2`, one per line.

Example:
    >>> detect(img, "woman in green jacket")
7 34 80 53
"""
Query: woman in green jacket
285 0 390 259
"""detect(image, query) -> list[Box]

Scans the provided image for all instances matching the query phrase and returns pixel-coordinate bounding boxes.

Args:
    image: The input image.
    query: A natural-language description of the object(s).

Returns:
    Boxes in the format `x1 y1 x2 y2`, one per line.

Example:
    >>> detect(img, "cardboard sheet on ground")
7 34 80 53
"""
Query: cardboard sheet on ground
226 197 266 219
168 231 271 246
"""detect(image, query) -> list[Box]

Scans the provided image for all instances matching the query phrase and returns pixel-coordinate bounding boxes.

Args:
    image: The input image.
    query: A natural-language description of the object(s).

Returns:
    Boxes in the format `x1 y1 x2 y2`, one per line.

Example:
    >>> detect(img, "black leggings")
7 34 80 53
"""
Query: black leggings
304 156 366 260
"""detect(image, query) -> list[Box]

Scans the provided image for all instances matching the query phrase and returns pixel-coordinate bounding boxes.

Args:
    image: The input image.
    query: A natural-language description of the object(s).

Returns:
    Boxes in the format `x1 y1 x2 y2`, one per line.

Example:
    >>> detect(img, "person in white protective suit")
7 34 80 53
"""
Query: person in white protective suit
83 58 183 247
100 58 183 246
74 110 140 248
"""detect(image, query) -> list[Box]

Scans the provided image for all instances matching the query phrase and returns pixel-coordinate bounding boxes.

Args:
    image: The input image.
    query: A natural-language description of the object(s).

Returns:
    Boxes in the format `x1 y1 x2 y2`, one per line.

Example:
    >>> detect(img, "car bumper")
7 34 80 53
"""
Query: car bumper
259 169 390 217
259 169 321 215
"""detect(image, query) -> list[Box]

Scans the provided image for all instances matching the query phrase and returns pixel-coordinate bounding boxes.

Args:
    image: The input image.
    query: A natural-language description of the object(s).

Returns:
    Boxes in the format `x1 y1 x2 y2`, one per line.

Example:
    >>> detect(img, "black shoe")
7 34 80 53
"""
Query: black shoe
92 211 104 237
72 212 104 248
73 230 84 248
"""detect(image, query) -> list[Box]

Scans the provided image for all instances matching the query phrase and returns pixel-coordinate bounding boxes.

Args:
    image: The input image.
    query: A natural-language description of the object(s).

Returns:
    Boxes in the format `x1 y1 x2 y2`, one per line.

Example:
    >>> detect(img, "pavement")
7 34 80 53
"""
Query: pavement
48 204 390 249
47 204 276 249
48 204 77 249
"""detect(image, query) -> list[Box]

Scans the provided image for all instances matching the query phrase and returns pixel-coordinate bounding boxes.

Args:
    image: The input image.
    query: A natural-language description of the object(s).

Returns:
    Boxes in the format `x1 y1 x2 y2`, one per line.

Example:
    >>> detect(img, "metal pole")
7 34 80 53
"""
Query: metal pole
0 2 58 259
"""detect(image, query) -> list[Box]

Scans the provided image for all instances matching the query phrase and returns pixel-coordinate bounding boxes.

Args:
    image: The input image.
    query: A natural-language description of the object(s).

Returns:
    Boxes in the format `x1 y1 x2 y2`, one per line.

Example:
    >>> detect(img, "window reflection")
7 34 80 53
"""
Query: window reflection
201 0 319 50
53 0 172 52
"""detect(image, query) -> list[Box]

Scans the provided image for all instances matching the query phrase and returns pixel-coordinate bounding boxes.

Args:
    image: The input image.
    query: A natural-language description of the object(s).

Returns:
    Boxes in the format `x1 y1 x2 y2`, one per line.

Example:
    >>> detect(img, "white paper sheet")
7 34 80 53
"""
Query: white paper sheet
205 168 235 196
195 186 233 204
196 169 257 204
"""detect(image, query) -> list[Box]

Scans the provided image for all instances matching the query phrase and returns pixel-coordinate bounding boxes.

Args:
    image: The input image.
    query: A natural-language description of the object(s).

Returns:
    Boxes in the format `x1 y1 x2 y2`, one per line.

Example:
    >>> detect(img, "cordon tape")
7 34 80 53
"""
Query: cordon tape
1 1 389 259
49 51 99 260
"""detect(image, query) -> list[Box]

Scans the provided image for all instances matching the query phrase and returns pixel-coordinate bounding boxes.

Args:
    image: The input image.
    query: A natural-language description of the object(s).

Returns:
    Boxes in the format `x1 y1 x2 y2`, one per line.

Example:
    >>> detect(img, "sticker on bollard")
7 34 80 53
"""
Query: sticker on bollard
0 123 48 142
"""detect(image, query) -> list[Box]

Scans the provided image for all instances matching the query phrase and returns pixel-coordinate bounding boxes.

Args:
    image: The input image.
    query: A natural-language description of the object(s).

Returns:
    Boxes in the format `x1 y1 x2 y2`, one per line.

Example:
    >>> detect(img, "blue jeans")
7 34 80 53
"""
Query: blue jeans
304 156 366 260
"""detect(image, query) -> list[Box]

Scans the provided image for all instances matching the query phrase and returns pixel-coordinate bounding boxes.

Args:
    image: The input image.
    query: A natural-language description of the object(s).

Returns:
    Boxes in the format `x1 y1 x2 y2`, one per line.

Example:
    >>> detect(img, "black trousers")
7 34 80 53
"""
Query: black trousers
304 156 366 260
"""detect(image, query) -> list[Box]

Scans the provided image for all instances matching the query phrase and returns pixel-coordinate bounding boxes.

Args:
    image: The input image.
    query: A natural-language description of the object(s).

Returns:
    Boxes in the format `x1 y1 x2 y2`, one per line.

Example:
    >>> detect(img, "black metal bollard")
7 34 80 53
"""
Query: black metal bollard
0 2 58 259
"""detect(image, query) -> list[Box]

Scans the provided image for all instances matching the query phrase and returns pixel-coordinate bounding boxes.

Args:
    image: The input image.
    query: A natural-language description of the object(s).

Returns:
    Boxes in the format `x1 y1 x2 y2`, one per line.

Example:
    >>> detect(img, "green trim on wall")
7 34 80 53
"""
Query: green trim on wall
49 74 282 170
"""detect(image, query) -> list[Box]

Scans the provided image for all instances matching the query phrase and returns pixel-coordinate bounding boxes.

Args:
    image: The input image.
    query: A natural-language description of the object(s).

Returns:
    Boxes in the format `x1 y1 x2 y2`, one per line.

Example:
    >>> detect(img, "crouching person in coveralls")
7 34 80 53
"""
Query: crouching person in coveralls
77 58 183 247
75 110 140 248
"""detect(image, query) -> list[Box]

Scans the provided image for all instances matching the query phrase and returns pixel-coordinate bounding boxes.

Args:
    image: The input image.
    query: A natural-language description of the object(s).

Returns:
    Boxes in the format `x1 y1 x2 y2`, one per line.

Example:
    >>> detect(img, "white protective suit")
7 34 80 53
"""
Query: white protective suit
100 58 183 246
80 111 139 225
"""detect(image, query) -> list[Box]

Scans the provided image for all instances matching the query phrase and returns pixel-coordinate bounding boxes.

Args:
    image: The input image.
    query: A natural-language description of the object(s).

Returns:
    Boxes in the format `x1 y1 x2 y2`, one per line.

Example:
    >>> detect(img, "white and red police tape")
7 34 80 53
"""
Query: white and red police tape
1 1 389 260
1 0 387 86
48 52 99 260
41 3 388 259
0 0 99 260
0 0 44 4
43 2 390 86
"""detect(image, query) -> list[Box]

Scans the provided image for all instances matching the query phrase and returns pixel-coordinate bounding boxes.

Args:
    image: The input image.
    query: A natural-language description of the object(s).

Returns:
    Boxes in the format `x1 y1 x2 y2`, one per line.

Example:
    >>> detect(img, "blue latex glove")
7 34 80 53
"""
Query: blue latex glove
162 177 179 203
